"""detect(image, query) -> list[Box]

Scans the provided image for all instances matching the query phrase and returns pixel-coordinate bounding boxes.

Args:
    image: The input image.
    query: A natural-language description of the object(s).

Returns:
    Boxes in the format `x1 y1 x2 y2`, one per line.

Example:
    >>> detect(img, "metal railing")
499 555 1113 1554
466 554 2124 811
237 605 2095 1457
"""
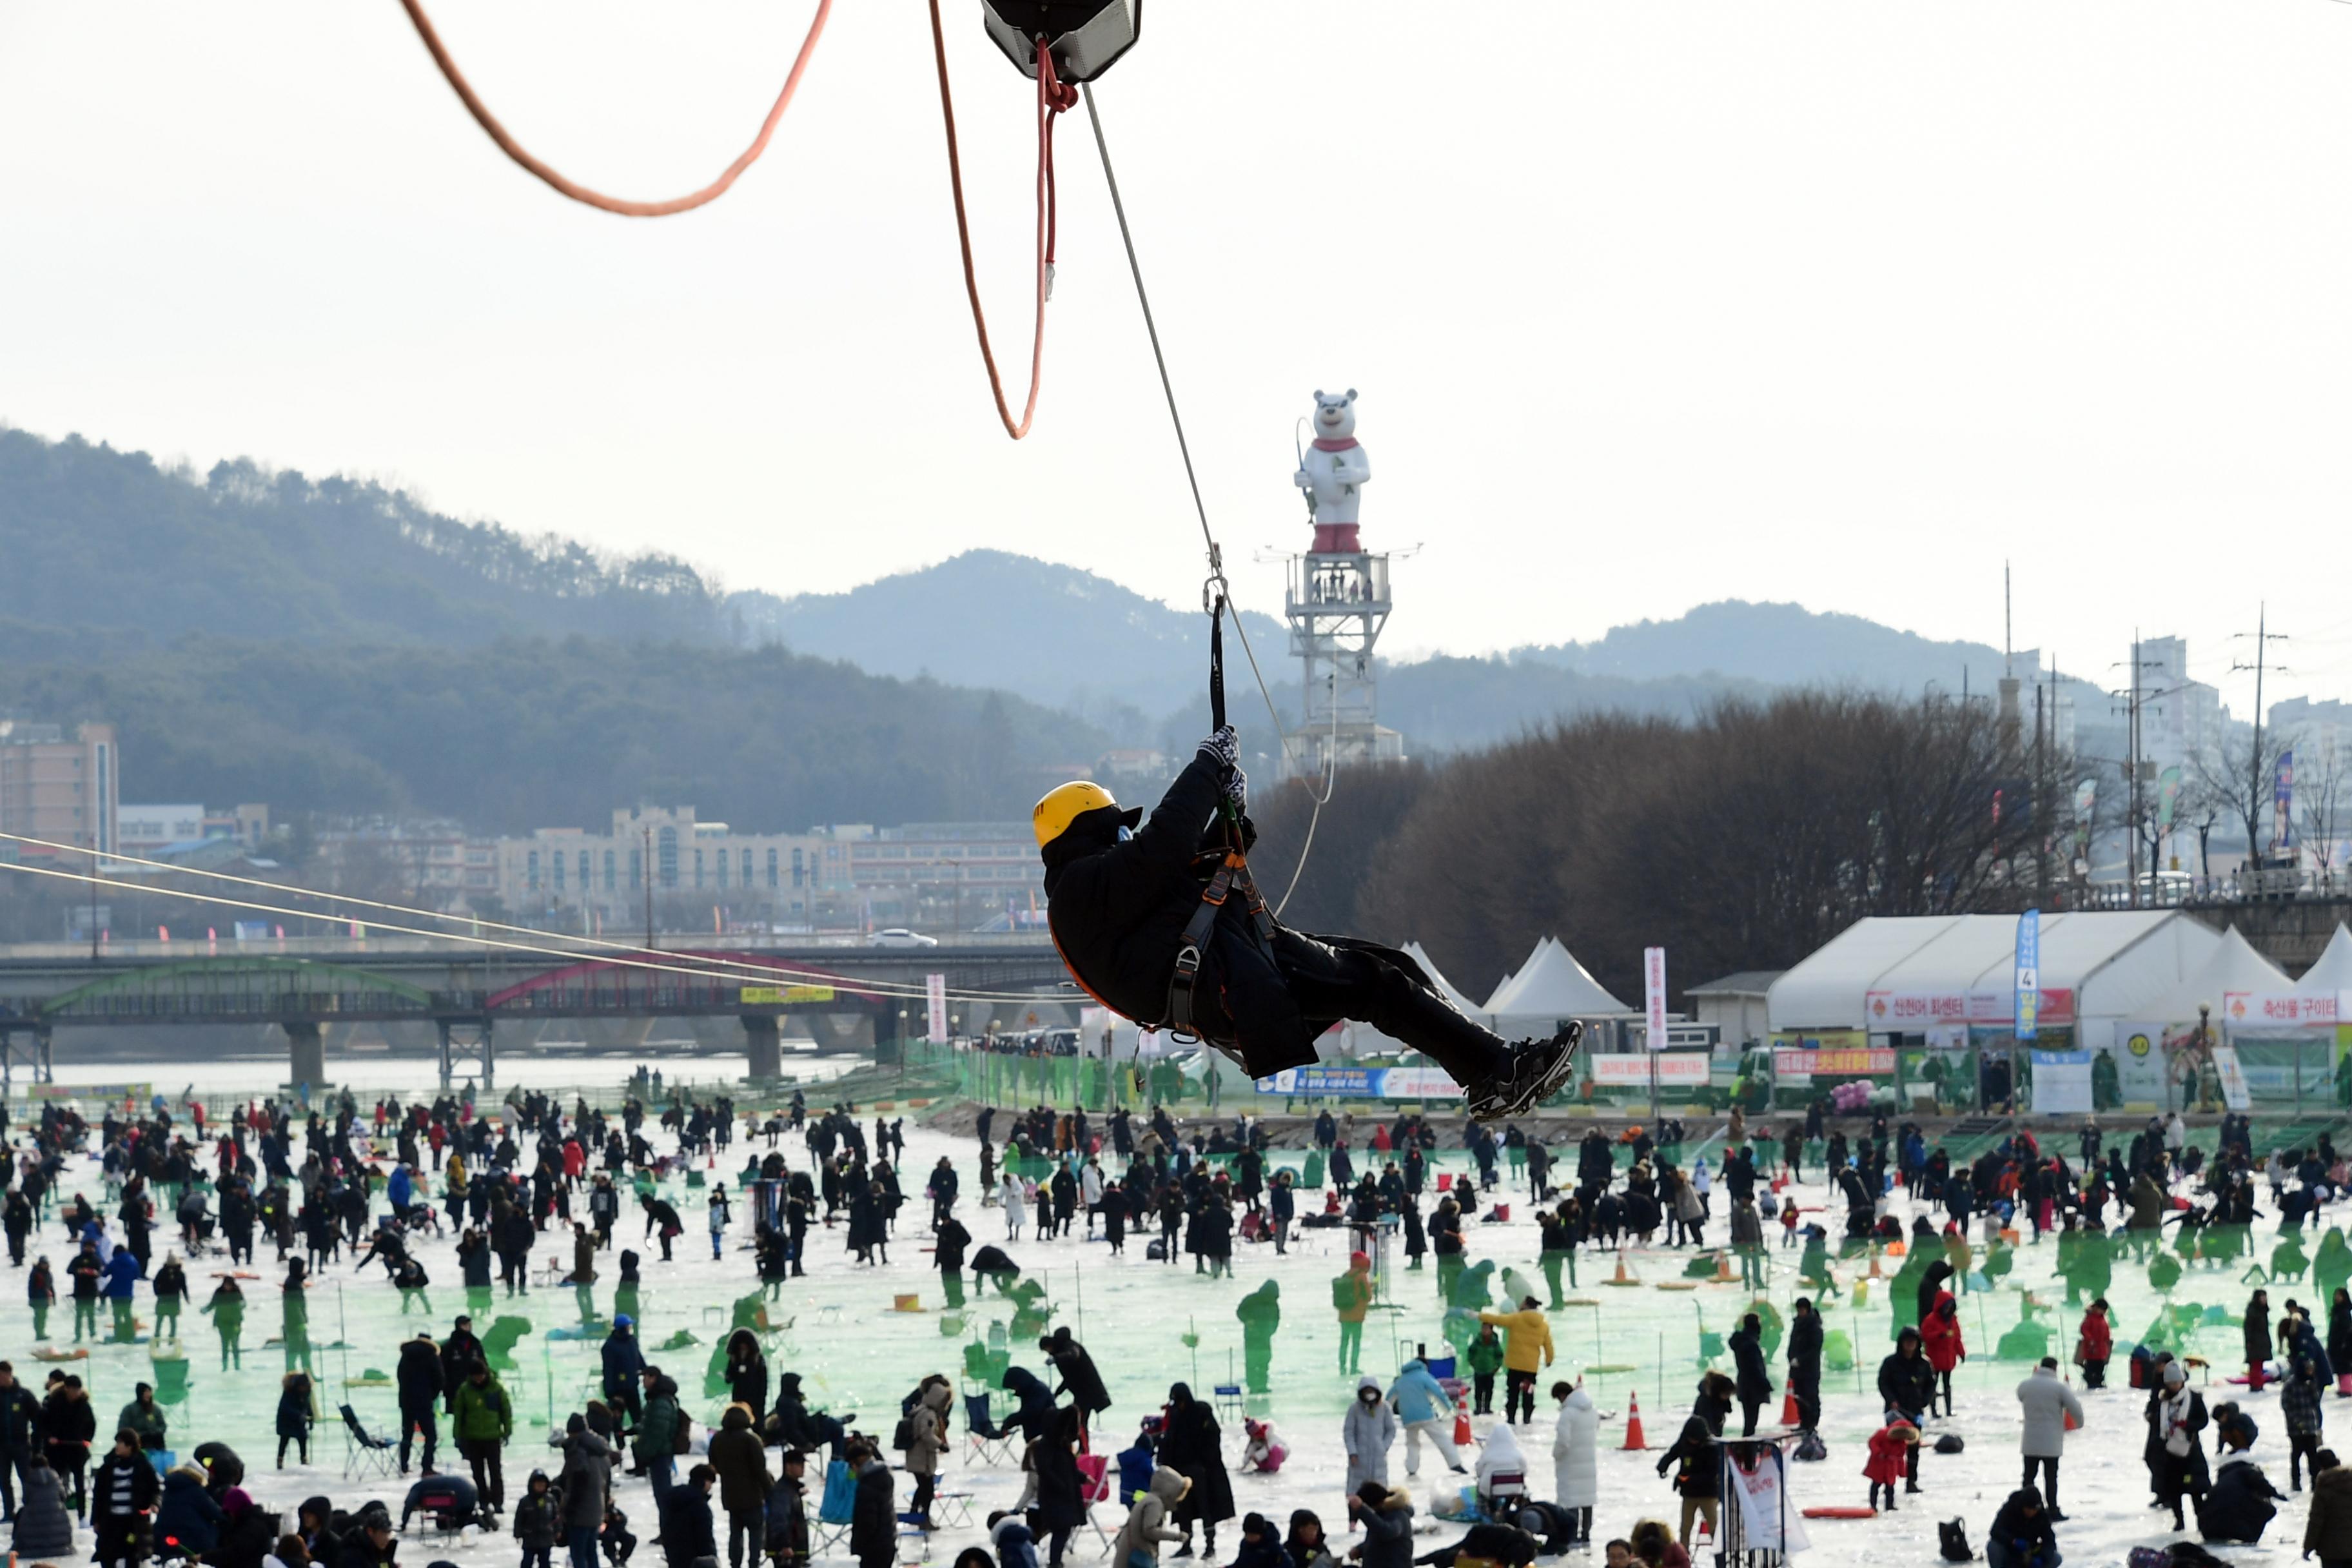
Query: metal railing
2082 866 2352 908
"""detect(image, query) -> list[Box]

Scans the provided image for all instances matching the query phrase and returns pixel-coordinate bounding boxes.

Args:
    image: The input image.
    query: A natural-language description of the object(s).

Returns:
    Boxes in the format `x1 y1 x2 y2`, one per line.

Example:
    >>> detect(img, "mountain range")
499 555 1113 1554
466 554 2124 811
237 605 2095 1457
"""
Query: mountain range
0 425 2081 826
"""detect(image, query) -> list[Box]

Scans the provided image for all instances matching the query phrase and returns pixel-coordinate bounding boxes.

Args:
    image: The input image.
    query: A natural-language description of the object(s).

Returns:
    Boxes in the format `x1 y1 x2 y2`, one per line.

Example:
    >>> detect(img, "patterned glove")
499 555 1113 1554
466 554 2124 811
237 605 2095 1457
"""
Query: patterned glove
1223 765 1248 813
1197 725 1239 773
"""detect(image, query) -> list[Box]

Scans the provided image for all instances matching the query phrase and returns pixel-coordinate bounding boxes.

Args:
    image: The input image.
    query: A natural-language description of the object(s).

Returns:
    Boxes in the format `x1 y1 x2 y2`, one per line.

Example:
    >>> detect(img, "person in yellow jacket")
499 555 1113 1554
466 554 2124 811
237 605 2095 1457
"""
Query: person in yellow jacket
1478 1297 1554 1425
1333 1251 1375 1375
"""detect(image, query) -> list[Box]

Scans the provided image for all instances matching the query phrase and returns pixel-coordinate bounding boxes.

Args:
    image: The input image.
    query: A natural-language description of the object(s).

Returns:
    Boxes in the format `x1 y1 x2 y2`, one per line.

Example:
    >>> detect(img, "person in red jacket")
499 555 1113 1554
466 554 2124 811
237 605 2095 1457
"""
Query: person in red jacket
1863 1416 1919 1512
1921 1289 1966 1416
2076 1298 2113 1390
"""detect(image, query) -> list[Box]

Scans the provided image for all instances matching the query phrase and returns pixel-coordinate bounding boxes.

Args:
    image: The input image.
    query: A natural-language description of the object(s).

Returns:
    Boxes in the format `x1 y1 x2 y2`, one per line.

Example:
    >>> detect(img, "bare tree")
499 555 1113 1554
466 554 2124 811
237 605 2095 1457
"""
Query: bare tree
2295 741 2349 872
2191 724 2300 867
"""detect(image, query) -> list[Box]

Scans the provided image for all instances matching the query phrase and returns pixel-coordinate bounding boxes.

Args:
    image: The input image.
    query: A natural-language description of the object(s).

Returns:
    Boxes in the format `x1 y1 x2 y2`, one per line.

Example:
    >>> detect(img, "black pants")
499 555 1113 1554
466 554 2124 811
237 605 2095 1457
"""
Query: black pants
1935 1367 1954 1415
1472 1373 1495 1415
1206 927 1509 1084
400 1405 438 1472
2082 1358 2107 1390
910 1473 936 1525
729 1508 764 1567
465 1436 505 1509
0 1451 27 1519
2023 1455 2059 1509
1506 1369 1538 1425
1793 1375 1821 1433
278 1433 311 1465
1740 1398 1763 1437
2293 1431 2322 1488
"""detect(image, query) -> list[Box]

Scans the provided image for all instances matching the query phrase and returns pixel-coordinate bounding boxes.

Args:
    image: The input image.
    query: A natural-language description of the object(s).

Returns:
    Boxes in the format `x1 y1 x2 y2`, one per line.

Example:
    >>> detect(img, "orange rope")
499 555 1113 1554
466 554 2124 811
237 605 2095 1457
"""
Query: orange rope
928 2 1073 440
397 0 832 218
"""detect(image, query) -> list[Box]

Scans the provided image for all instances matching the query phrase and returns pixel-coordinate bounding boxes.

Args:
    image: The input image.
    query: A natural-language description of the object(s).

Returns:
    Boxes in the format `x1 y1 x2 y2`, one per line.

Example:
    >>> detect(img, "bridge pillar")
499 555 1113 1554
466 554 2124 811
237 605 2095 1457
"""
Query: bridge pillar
436 1018 495 1092
741 1015 783 1083
284 1021 326 1094
873 1004 904 1067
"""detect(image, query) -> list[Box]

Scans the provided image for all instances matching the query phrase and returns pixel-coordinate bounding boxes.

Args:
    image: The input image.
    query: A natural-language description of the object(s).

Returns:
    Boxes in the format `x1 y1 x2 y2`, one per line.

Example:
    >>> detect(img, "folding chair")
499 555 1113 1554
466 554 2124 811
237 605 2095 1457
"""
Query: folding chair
813 1458 857 1555
964 1393 1017 1467
1212 1385 1245 1425
338 1404 396 1482
1478 1471 1527 1521
1077 1452 1117 1554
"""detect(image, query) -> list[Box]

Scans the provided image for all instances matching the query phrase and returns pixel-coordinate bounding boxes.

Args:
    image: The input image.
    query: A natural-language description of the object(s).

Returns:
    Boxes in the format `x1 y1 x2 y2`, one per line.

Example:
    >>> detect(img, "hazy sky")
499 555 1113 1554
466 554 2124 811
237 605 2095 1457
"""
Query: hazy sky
7 2 2352 714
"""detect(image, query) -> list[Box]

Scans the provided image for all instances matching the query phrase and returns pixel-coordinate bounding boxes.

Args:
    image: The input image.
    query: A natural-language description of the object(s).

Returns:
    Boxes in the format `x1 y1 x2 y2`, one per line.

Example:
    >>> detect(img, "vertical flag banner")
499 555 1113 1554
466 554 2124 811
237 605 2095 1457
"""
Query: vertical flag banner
1644 946 1669 1049
2277 751 2297 852
926 972 949 1044
2015 908 2041 1041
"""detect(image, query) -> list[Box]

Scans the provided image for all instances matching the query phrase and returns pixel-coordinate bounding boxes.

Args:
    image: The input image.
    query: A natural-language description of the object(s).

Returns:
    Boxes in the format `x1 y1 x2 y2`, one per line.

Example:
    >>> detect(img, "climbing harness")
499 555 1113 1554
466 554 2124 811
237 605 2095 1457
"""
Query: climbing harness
1163 592 1279 1046
396 0 834 217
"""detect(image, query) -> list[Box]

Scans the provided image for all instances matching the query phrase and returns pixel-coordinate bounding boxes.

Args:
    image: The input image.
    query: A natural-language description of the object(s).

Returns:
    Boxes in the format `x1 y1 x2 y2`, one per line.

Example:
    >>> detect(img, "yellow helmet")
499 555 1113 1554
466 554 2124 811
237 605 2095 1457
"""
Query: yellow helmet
1034 781 1119 848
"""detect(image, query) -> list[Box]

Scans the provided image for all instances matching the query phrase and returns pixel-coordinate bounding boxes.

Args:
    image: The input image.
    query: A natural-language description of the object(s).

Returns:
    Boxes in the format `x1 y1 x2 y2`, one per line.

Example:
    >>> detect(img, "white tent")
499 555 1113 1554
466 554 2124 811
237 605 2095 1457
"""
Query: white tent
1402 941 1486 1019
2295 924 2352 1001
1767 911 2222 1039
1486 937 1631 1032
2139 925 2295 1024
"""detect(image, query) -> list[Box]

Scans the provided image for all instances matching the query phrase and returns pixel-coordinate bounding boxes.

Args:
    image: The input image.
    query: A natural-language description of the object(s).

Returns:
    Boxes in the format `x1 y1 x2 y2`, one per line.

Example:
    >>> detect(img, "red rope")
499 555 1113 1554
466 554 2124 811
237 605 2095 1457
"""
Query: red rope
397 0 832 218
928 4 1074 440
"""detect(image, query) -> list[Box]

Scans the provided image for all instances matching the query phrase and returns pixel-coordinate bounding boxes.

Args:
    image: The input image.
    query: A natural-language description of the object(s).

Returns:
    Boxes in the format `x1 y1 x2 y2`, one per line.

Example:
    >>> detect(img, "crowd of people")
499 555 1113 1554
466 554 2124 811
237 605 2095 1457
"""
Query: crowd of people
3 1083 2352 1568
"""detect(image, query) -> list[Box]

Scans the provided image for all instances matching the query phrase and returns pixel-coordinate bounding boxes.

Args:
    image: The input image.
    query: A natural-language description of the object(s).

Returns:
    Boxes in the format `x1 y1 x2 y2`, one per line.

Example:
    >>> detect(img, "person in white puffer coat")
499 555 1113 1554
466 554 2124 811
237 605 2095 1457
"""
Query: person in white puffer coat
1552 1378 1598 1548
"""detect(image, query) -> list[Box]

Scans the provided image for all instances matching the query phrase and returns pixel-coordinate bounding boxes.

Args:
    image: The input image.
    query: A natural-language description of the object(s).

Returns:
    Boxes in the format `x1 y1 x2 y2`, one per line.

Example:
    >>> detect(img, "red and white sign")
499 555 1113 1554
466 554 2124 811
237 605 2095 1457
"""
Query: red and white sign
1644 946 1669 1050
1774 1047 1897 1077
925 972 949 1044
2222 991 2346 1028
1591 1054 1710 1086
1866 988 2074 1027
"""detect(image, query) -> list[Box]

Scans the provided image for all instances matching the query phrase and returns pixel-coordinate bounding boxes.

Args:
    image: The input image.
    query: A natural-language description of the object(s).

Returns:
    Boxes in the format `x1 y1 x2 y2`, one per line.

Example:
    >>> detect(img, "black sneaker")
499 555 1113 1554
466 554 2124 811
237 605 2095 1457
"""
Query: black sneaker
1467 1024 1583 1122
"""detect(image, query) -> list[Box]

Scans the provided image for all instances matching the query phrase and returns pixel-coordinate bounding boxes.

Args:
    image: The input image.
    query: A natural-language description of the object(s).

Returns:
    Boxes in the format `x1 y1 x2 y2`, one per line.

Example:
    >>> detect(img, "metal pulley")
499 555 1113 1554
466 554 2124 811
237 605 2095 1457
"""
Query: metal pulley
979 1 1141 84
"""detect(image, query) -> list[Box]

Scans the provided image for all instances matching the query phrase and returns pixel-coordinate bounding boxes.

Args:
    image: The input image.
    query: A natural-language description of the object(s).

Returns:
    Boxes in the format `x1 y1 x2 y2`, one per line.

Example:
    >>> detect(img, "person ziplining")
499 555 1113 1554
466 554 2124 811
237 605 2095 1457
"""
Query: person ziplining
1032 726 1580 1122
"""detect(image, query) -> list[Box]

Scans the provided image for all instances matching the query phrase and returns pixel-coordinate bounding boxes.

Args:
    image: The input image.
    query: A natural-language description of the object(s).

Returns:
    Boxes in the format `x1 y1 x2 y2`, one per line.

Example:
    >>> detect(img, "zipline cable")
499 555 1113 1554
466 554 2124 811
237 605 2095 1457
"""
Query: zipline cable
0 856 1053 1007
1079 83 1333 916
928 4 1071 440
396 0 833 218
0 829 978 999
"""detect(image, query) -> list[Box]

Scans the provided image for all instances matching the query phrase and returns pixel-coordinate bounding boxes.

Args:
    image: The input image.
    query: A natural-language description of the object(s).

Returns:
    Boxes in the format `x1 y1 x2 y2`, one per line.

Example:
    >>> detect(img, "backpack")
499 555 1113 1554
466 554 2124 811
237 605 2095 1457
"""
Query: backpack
1933 1433 1965 1454
1936 1519 1972 1562
891 1414 915 1451
673 1411 692 1456
1331 1275 1357 1310
1792 1431 1828 1463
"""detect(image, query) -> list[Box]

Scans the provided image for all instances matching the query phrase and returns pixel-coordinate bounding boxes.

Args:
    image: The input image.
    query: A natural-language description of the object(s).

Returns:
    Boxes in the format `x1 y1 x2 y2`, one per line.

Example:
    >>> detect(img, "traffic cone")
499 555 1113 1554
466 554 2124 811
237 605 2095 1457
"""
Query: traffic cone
1622 1391 1647 1451
1609 1253 1640 1287
1454 1389 1473 1447
1779 1388 1801 1427
1712 1252 1737 1284
1867 1248 1884 1279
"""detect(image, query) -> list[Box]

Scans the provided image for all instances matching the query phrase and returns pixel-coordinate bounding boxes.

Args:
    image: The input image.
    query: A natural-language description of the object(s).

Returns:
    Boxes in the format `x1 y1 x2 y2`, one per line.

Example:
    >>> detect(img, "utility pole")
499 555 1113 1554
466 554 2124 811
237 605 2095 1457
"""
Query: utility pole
2112 635 2175 907
2231 604 2291 866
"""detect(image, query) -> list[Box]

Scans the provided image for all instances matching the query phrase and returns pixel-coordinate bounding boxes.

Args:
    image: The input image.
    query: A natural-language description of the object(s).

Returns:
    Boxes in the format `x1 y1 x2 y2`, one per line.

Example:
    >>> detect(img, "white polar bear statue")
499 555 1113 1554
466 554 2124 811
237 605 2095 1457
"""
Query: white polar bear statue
1294 387 1369 553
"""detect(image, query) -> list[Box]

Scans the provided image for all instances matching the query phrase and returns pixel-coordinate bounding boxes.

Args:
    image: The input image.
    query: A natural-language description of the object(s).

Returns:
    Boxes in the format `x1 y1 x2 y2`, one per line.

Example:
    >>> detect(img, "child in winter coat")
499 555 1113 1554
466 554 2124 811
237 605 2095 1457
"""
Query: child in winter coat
1240 1420 1289 1475
1920 1291 1966 1416
1465 1328 1506 1417
1112 1467 1189 1568
2075 1300 2112 1389
275 1373 315 1467
514 1470 562 1568
1231 1513 1292 1568
1864 1416 1919 1513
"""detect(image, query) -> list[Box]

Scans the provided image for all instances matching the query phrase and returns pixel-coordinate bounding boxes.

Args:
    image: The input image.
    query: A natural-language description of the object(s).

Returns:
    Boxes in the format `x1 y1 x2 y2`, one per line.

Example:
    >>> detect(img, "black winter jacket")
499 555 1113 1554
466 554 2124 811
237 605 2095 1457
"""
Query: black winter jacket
1043 758 1267 1036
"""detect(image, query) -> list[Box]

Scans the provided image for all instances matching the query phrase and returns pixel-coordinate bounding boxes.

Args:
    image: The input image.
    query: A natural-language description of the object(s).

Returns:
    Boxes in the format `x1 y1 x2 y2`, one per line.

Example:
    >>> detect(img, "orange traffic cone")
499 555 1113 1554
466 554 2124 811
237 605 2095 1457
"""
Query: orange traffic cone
1622 1391 1647 1451
1454 1389 1474 1447
1867 1248 1884 1279
1779 1387 1801 1427
1712 1252 1737 1284
1608 1253 1640 1287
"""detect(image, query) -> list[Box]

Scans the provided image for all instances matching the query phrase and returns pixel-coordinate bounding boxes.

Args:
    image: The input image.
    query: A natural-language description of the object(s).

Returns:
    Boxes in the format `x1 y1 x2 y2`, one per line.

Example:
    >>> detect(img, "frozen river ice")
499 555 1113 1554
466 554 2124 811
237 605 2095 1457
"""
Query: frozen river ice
5 1065 2324 1568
